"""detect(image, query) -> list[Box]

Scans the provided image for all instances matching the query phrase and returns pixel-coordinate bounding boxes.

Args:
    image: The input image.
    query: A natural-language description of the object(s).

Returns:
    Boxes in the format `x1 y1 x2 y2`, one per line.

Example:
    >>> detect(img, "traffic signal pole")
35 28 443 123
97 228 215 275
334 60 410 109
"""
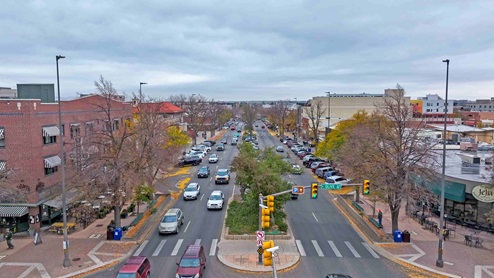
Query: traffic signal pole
258 193 263 265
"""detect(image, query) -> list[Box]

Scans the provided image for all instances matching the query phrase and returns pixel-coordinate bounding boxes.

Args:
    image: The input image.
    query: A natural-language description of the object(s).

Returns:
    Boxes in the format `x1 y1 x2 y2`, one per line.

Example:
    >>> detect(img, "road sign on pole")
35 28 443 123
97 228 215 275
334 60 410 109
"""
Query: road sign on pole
291 186 305 195
256 230 265 240
257 239 263 247
321 183 342 190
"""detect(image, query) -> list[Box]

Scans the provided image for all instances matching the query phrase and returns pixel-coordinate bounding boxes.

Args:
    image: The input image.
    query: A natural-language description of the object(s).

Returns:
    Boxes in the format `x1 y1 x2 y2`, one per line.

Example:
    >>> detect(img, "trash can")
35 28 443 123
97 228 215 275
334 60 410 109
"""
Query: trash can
106 229 114 240
402 230 411 243
393 230 403 243
113 227 122 241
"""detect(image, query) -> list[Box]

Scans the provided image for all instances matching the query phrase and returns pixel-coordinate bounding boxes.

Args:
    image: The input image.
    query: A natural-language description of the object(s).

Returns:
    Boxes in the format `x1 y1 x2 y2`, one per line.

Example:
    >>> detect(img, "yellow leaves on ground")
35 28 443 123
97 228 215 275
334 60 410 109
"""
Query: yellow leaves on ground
124 195 165 238
177 177 191 189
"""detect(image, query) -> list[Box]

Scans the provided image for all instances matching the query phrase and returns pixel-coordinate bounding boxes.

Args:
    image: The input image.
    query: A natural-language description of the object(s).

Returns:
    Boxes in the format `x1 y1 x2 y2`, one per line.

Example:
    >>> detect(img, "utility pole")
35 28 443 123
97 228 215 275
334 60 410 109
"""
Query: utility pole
258 193 263 265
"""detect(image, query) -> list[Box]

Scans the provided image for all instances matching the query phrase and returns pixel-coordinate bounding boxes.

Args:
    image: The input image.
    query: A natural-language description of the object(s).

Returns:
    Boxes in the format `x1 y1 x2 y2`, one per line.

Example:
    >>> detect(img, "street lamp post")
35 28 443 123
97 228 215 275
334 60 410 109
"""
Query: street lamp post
325 92 331 134
56 55 71 268
139 82 147 102
436 59 450 268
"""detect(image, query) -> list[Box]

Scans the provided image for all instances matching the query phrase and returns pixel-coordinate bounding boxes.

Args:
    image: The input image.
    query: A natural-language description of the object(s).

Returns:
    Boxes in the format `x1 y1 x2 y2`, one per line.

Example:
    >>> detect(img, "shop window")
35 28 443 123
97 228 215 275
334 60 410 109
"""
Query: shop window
45 166 58 175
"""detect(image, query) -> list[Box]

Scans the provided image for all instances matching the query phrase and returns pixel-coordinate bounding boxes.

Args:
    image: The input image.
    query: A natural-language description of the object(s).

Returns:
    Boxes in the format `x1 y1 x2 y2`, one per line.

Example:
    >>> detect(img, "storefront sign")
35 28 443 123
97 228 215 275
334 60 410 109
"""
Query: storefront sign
472 185 494 203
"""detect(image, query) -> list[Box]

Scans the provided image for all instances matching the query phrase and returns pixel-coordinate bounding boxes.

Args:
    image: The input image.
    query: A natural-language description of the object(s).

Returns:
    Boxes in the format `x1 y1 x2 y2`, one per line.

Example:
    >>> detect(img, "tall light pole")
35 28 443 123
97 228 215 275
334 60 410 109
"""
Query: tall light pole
325 92 331 134
139 82 147 102
436 58 450 268
56 55 71 268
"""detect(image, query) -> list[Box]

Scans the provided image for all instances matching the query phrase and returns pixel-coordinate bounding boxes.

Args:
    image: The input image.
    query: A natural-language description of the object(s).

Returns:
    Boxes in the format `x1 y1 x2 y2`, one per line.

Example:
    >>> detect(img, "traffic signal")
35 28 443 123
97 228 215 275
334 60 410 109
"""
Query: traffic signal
363 180 370 195
311 182 318 199
263 240 274 266
262 208 271 229
265 195 274 212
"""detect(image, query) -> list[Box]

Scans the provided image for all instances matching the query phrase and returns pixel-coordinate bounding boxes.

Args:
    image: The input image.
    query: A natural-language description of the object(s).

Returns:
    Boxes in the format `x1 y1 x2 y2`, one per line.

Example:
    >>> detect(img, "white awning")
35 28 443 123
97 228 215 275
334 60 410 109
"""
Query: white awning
0 128 4 139
44 155 61 168
0 206 29 217
42 126 60 137
0 161 6 171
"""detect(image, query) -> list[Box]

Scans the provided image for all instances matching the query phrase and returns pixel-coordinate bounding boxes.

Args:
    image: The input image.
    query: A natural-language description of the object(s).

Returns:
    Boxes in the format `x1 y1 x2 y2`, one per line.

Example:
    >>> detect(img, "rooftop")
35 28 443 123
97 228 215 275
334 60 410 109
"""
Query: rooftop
440 150 492 183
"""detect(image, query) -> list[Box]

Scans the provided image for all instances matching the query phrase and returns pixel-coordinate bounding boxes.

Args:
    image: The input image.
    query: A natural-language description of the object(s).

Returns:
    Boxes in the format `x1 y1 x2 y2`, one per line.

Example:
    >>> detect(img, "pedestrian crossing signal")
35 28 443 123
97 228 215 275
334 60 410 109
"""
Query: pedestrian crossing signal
311 183 318 199
363 180 370 195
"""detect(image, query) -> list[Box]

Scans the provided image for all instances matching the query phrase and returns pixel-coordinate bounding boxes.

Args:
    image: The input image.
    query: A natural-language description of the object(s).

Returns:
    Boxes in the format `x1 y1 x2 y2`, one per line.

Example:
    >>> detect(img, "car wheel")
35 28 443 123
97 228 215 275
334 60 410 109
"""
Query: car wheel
226 181 229 184
176 226 180 234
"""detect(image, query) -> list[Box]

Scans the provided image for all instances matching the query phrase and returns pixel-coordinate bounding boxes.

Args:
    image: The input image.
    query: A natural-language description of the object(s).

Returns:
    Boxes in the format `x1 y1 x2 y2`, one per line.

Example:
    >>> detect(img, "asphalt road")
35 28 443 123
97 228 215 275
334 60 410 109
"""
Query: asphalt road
88 124 414 278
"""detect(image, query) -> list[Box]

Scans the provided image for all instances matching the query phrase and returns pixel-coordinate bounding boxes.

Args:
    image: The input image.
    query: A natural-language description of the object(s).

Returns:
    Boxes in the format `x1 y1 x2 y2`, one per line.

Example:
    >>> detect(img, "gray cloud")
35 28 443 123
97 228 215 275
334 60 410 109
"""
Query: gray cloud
1 0 494 101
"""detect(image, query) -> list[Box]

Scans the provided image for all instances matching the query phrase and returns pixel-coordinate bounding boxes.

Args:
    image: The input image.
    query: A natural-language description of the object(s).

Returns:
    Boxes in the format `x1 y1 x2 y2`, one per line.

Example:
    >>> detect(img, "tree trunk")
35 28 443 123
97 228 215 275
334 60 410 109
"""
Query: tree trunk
114 205 122 228
390 203 401 232
372 199 376 218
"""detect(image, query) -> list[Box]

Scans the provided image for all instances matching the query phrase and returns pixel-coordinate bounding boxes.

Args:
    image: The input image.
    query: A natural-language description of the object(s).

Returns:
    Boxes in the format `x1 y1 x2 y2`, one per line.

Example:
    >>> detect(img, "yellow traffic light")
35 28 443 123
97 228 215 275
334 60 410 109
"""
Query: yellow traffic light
263 240 274 266
363 180 370 195
262 208 271 229
265 195 274 212
311 182 318 199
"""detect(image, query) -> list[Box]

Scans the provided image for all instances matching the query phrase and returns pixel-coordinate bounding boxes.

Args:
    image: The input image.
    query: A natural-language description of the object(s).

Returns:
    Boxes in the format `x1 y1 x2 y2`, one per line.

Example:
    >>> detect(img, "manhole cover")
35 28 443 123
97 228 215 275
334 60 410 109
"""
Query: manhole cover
72 258 81 262
96 224 103 227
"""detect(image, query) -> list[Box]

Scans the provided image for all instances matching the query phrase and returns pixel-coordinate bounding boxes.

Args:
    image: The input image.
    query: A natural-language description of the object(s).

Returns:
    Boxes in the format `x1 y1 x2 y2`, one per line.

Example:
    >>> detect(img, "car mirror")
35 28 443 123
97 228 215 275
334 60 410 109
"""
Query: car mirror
176 262 179 265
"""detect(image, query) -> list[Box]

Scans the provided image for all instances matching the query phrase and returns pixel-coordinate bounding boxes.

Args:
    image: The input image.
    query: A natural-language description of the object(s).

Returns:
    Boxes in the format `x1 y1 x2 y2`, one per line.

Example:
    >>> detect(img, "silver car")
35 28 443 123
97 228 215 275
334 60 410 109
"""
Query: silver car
183 183 201 200
158 208 184 235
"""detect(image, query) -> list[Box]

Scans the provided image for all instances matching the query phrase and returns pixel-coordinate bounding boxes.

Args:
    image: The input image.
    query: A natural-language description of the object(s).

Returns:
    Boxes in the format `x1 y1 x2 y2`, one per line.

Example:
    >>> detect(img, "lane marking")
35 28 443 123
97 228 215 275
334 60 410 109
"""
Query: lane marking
134 240 148 256
171 239 183 256
152 240 167 256
296 240 306 256
183 221 191 233
312 240 324 257
195 239 202 245
362 242 380 258
344 241 361 258
328 240 342 257
312 212 319 222
209 239 218 256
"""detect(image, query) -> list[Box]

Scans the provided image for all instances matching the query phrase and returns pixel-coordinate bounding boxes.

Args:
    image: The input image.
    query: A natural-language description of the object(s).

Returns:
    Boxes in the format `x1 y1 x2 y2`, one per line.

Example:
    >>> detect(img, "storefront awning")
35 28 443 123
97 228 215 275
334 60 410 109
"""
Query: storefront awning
43 189 80 209
428 181 466 203
0 206 29 217
44 155 61 168
42 126 60 137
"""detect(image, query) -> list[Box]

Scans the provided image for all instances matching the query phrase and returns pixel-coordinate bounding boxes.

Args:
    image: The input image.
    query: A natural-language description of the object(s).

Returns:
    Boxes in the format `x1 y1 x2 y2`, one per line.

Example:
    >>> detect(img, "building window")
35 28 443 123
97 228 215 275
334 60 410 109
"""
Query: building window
0 127 5 148
0 160 6 172
45 166 58 175
42 126 60 145
44 155 61 176
85 122 94 135
103 120 111 132
113 119 120 131
70 124 81 139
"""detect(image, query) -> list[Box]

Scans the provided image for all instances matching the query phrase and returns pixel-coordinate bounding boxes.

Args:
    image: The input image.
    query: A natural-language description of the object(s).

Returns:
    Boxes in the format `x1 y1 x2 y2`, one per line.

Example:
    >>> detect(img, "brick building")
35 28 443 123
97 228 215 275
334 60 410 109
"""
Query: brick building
0 93 133 232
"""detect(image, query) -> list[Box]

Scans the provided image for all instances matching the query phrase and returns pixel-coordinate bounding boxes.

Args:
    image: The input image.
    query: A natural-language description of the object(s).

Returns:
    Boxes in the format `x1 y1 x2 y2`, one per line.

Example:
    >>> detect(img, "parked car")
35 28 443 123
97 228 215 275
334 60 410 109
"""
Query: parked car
323 170 339 180
197 166 210 178
325 175 350 185
310 161 325 171
312 163 331 173
188 150 206 159
117 256 151 278
158 208 184 234
178 155 202 167
315 166 333 178
203 140 216 146
176 245 206 278
216 143 225 151
215 169 230 184
183 183 201 200
208 154 219 163
221 138 228 144
291 164 303 175
207 190 224 210
276 146 285 152
303 157 325 167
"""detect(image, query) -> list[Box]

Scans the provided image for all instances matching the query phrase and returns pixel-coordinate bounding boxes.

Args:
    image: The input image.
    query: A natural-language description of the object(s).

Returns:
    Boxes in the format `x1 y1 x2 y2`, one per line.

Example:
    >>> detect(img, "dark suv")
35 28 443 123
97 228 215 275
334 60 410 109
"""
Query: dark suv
178 155 202 167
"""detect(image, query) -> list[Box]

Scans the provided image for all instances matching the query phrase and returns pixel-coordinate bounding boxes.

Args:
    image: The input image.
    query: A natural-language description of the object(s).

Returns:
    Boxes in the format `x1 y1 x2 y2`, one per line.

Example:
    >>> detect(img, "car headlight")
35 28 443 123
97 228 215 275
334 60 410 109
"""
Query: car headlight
194 274 200 278
175 274 180 278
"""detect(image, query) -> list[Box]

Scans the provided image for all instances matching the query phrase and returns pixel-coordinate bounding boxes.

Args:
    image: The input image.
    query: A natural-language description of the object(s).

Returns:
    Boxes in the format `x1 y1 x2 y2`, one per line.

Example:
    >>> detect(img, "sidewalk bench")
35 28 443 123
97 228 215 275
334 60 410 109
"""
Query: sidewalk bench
351 201 364 212
130 213 144 227
368 217 383 229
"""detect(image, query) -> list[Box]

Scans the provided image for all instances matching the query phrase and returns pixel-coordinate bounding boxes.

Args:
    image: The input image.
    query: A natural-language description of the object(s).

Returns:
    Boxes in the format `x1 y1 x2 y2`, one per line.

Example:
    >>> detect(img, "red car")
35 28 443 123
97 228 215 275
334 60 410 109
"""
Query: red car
230 126 236 130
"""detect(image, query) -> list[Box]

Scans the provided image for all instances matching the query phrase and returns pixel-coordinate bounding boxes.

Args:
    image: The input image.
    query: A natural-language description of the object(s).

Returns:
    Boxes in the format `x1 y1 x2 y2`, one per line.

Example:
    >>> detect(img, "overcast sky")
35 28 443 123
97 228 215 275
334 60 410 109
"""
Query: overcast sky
1 1 494 101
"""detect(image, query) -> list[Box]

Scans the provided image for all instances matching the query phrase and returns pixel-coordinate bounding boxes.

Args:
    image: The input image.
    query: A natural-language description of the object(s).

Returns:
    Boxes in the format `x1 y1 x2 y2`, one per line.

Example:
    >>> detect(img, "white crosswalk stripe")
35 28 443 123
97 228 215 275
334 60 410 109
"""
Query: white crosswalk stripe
296 240 306 256
311 240 325 257
328 240 342 257
134 240 148 256
171 239 184 256
209 239 218 256
152 240 167 257
344 241 361 258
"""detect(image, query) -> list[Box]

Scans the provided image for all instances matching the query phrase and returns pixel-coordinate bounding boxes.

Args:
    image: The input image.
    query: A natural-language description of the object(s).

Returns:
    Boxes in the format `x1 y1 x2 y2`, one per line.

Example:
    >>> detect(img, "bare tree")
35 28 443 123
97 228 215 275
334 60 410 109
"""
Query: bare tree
240 103 259 137
170 94 208 146
267 101 291 136
203 100 225 138
335 85 439 232
304 99 326 145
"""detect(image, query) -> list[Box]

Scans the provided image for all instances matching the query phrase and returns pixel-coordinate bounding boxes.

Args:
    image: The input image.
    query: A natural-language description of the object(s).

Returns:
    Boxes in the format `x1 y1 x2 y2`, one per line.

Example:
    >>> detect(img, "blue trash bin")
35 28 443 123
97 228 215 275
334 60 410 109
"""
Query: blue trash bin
393 230 402 243
113 227 122 241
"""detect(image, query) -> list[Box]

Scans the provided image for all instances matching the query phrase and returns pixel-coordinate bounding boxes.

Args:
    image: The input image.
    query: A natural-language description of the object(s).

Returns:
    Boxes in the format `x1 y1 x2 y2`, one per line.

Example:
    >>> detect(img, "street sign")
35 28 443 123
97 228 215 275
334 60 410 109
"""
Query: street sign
256 230 265 240
257 239 263 247
257 246 264 254
321 183 342 190
291 186 305 195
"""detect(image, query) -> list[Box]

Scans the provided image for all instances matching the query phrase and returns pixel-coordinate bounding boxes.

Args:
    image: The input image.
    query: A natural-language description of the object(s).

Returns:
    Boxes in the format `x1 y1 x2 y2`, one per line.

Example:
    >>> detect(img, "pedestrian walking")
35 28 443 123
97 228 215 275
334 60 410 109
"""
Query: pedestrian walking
5 228 14 249
377 209 383 227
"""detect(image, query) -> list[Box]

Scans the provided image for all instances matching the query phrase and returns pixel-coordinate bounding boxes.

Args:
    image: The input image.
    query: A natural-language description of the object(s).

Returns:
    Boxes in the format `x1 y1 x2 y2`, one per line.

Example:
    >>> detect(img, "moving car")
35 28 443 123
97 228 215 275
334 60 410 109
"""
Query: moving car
158 208 183 235
221 138 228 144
208 153 218 163
183 183 201 200
216 143 225 151
291 164 303 175
231 138 238 145
116 256 151 278
197 166 210 178
215 169 230 184
176 245 206 278
207 190 224 210
178 155 202 167
276 146 284 152
230 126 236 130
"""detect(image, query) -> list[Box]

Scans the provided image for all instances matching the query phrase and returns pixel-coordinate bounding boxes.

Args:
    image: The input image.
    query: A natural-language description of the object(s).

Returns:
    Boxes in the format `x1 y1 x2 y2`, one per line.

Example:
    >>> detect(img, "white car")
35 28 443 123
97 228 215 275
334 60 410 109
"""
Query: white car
188 150 205 159
325 175 350 185
195 144 211 152
207 190 224 210
183 183 201 200
208 154 219 163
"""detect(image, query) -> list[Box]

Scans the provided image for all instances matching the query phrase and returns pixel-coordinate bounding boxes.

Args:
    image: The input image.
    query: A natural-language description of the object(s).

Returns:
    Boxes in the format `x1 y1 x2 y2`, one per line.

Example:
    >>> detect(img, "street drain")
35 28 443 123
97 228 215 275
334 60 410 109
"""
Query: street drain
72 258 81 261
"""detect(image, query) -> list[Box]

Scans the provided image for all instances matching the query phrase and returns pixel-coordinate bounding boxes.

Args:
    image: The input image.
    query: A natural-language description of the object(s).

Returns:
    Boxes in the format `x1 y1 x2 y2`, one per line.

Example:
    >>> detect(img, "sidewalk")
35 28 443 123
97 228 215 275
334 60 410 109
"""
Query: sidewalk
358 196 494 278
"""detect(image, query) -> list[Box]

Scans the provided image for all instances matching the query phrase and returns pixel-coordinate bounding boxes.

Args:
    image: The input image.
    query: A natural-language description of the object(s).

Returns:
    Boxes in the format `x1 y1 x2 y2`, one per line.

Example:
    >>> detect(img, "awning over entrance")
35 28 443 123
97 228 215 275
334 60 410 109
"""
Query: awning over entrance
42 126 60 137
0 206 29 217
43 189 80 209
428 181 466 203
44 155 61 168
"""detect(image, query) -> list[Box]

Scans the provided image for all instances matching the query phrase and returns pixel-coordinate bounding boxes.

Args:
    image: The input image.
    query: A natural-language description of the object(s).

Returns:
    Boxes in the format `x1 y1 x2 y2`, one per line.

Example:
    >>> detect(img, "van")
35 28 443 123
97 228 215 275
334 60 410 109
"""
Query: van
116 256 150 278
176 245 206 278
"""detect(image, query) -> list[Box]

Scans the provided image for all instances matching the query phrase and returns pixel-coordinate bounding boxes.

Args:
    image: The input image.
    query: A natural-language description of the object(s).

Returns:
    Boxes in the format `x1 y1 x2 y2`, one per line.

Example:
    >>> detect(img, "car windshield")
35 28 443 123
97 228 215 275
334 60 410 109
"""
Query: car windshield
116 273 136 278
293 165 300 169
162 215 176 223
199 167 208 172
217 170 228 176
210 194 222 200
210 154 217 158
185 186 197 191
179 257 201 267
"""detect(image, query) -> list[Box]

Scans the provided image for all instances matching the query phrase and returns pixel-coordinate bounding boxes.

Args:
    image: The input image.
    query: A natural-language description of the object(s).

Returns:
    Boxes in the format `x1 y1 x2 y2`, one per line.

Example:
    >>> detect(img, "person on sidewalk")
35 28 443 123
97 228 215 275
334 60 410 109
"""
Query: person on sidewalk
378 210 383 227
5 228 14 249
